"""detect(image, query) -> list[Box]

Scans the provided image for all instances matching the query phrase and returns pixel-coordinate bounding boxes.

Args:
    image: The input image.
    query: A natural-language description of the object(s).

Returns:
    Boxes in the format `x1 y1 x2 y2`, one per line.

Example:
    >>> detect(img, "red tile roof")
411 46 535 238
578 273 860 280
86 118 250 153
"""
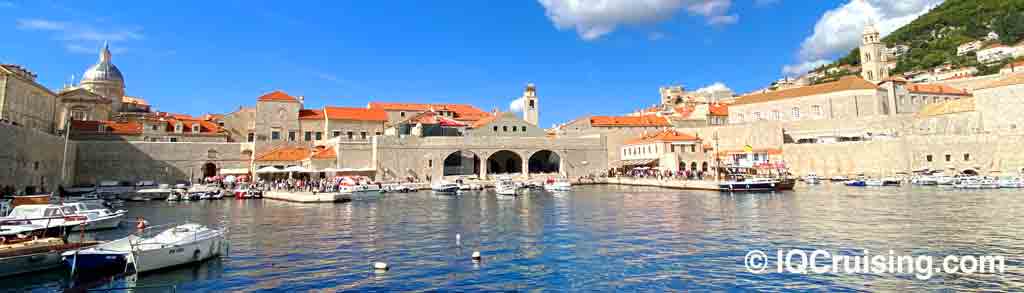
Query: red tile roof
906 84 971 96
122 96 149 105
367 102 490 122
254 146 311 162
157 112 223 134
674 105 695 119
70 120 143 135
468 114 498 128
590 115 670 127
298 109 325 120
625 130 700 145
324 106 388 121
709 103 729 116
257 90 300 102
310 146 337 160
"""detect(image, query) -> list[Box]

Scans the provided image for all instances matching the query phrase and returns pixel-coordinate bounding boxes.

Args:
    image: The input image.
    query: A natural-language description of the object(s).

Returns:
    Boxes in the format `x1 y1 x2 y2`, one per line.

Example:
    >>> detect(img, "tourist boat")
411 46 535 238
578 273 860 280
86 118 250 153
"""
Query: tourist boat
0 220 100 278
934 175 956 185
829 175 849 181
431 181 459 193
953 177 997 189
130 184 175 201
495 178 519 196
802 173 822 184
62 223 227 275
881 177 902 186
543 178 572 191
997 177 1023 188
0 204 87 229
61 202 125 231
911 175 938 185
719 177 780 192
382 183 415 193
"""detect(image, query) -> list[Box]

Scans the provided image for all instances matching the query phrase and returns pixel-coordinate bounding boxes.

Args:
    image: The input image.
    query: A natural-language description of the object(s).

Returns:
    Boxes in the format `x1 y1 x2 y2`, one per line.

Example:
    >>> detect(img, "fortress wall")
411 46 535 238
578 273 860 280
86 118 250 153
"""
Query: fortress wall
0 123 74 194
75 141 246 184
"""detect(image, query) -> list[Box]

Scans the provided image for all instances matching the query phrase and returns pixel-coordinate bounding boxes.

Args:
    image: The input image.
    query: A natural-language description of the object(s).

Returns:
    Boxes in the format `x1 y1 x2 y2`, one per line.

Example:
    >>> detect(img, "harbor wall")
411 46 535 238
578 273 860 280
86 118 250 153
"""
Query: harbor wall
0 123 75 194
74 141 247 184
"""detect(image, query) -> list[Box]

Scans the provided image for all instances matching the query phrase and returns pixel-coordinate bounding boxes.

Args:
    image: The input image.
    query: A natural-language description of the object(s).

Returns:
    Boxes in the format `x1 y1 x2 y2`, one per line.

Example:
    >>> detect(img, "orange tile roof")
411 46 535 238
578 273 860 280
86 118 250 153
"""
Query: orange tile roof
257 90 300 102
254 146 311 162
674 105 695 119
709 103 729 116
906 84 971 96
122 96 148 105
310 146 336 160
590 115 670 127
70 120 143 135
202 114 224 121
157 112 223 134
625 129 700 145
324 106 388 121
469 114 498 128
733 75 877 105
298 109 325 120
367 102 490 121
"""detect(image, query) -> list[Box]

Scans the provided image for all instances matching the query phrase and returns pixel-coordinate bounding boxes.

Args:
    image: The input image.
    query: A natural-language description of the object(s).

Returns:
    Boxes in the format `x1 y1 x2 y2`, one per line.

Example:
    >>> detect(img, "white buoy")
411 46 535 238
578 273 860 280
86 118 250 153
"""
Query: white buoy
373 262 389 271
456 233 461 247
472 251 481 262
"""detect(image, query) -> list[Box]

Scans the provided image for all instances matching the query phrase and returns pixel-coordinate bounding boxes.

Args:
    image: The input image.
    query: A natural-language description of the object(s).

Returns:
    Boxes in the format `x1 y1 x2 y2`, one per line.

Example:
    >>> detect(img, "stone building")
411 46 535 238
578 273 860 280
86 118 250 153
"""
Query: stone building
729 75 886 126
0 64 57 134
618 129 709 173
878 77 973 114
860 23 890 83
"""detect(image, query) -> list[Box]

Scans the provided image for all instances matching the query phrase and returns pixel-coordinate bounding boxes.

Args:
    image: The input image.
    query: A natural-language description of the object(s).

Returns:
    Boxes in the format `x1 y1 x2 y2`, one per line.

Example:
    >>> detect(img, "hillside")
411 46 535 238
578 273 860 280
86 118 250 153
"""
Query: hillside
827 0 1024 76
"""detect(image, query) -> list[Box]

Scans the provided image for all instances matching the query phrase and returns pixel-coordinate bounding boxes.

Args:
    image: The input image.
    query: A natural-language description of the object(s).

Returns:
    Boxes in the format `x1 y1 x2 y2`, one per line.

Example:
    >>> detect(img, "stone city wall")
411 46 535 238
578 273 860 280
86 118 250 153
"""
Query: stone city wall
75 141 247 184
0 123 75 194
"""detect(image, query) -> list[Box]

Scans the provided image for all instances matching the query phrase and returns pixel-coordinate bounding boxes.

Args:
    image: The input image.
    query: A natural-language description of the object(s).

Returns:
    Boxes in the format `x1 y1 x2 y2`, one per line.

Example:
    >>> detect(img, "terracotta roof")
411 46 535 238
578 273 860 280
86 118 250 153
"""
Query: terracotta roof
882 76 908 83
324 106 388 121
674 105 695 119
906 84 971 96
733 75 878 106
625 130 700 145
122 96 149 105
257 90 300 103
917 97 975 118
367 102 490 121
298 109 325 120
709 103 729 116
202 114 224 121
254 146 311 162
310 146 336 160
157 112 222 134
976 72 1024 90
70 120 143 135
469 114 498 128
590 115 670 127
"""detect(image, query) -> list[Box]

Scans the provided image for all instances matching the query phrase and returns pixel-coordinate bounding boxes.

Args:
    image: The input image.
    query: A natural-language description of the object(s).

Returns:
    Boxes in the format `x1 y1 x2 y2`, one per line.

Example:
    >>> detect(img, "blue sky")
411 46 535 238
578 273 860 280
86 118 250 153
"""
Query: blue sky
0 0 942 127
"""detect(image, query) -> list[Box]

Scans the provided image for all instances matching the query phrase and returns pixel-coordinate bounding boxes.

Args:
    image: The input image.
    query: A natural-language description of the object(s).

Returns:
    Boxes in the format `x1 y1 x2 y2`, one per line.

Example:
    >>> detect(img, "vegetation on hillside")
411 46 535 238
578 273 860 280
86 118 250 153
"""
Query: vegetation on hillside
827 0 1024 75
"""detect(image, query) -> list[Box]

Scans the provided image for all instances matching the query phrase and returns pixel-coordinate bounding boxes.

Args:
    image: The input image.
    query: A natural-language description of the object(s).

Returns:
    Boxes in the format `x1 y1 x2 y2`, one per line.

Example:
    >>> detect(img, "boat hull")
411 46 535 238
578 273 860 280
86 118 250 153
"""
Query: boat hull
0 250 65 278
718 181 778 192
134 235 225 273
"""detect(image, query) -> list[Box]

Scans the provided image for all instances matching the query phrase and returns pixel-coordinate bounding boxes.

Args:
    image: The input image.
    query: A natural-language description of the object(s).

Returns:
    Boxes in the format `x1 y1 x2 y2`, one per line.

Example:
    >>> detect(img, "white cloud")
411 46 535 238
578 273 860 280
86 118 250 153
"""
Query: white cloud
782 59 831 76
537 0 738 40
510 96 526 113
695 82 732 93
782 0 942 75
16 18 144 53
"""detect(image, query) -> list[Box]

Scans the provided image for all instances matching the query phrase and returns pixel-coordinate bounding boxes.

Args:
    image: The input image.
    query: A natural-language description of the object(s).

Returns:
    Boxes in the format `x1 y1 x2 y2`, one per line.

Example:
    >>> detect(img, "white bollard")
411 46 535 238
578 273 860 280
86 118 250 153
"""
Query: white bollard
373 262 389 271
472 251 481 262
456 233 461 247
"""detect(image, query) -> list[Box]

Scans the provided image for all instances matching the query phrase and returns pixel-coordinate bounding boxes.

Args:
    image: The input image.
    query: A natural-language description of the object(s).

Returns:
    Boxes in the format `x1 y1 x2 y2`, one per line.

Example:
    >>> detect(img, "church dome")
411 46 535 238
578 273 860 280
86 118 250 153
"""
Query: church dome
81 42 124 84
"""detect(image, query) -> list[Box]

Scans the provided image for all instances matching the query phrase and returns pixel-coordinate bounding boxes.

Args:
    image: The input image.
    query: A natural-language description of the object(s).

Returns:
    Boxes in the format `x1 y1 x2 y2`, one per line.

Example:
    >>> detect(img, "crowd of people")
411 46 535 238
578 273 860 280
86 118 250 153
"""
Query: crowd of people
618 168 710 180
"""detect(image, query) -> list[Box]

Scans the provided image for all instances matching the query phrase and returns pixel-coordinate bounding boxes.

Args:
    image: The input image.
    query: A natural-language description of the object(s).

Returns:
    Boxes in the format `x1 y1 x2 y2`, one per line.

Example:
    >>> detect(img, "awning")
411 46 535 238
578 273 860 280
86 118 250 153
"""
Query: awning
320 167 375 173
219 168 249 175
623 159 658 167
283 166 311 173
255 166 283 174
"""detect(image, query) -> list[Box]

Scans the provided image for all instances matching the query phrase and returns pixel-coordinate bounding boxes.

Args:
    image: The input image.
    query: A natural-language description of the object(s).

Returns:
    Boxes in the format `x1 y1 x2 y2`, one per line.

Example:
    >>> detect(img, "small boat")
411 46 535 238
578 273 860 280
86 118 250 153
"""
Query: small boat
165 192 181 202
935 175 955 185
1 221 100 278
63 223 227 275
953 177 989 189
719 177 780 192
65 184 98 197
911 175 938 185
844 180 867 187
61 202 125 231
431 181 459 193
802 173 822 184
865 179 884 186
0 204 87 229
132 184 175 201
997 177 1022 188
543 178 572 191
829 175 849 181
877 177 901 186
495 177 520 196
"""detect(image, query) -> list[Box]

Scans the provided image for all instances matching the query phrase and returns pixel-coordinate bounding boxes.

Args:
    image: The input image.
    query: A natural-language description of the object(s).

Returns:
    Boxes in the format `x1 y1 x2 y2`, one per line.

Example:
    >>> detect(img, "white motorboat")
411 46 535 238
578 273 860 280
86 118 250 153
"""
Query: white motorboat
133 184 176 201
953 177 997 189
802 173 822 184
997 177 1023 188
61 202 125 231
63 223 227 275
0 204 86 229
934 175 955 185
495 178 520 196
881 177 902 186
431 181 459 193
829 175 849 181
99 181 135 199
911 175 938 185
543 178 572 191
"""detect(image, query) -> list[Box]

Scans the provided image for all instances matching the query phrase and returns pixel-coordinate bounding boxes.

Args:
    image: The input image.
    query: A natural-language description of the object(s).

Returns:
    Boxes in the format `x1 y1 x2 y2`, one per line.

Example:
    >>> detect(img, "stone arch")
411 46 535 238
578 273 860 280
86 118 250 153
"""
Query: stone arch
690 162 697 171
202 162 217 178
487 150 523 175
702 161 708 172
443 150 480 176
528 149 561 174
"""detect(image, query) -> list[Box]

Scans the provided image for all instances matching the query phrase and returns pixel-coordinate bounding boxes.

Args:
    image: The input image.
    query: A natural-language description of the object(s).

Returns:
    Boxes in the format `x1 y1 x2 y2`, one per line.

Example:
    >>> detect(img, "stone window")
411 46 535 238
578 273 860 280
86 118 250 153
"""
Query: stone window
926 155 933 162
34 161 39 170
361 132 367 139
428 160 432 168
771 110 781 121
332 130 341 137
174 122 183 133
305 131 312 141
736 114 744 123
945 154 951 162
346 131 353 139
70 109 88 121
400 112 406 117
315 132 323 140
288 131 296 141
503 126 508 132
170 137 178 142
375 132 382 136
271 131 281 140
493 126 498 132
192 125 201 133
247 133 254 142
791 107 800 119
753 112 762 120
151 125 160 131
812 105 822 117
964 153 970 161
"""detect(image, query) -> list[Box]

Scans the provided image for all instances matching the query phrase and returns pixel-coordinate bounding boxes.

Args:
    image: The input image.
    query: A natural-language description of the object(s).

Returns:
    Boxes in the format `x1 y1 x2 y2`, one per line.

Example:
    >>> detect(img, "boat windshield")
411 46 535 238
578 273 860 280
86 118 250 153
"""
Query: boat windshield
83 203 107 210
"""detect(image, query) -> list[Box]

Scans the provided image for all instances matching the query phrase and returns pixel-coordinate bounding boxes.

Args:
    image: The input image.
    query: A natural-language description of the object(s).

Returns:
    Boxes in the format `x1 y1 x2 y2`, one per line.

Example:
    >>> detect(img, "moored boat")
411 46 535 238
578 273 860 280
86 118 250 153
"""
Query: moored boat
719 177 780 192
0 222 100 278
495 177 520 196
543 177 572 191
62 223 227 275
431 181 459 193
61 202 125 231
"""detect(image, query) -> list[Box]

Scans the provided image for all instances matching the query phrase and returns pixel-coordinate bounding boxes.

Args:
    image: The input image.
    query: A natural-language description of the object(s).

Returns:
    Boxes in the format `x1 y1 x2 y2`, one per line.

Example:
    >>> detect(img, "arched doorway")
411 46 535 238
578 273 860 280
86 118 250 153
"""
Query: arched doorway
702 161 708 172
690 162 697 171
443 150 481 176
488 150 522 174
680 161 687 171
528 150 560 174
961 169 979 176
202 162 217 178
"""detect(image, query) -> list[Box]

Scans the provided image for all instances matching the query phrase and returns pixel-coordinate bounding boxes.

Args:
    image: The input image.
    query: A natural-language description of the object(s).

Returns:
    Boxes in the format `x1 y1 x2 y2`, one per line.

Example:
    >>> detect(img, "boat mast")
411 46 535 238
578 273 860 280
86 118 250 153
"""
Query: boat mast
60 115 72 186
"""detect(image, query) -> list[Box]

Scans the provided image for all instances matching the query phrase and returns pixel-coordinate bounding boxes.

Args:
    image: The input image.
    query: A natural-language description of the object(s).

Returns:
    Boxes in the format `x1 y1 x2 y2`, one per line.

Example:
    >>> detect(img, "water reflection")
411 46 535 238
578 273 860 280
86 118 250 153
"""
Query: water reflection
4 184 1024 291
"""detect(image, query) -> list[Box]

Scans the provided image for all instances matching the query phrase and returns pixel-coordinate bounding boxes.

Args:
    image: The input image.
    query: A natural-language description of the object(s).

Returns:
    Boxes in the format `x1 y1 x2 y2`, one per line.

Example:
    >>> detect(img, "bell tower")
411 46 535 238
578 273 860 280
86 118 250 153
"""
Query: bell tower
859 23 888 82
522 83 539 126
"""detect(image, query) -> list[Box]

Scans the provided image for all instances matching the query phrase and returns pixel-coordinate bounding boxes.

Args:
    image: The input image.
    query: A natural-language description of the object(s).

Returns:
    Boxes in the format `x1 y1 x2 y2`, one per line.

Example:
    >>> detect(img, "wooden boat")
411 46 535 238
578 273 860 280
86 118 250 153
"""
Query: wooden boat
12 194 50 207
0 220 100 277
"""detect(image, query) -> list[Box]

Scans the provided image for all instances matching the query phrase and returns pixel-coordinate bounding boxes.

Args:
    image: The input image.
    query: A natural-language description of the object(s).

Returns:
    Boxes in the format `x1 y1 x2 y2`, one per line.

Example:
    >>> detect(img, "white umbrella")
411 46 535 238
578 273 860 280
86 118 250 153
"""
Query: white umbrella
224 175 237 183
284 166 310 173
255 166 283 174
